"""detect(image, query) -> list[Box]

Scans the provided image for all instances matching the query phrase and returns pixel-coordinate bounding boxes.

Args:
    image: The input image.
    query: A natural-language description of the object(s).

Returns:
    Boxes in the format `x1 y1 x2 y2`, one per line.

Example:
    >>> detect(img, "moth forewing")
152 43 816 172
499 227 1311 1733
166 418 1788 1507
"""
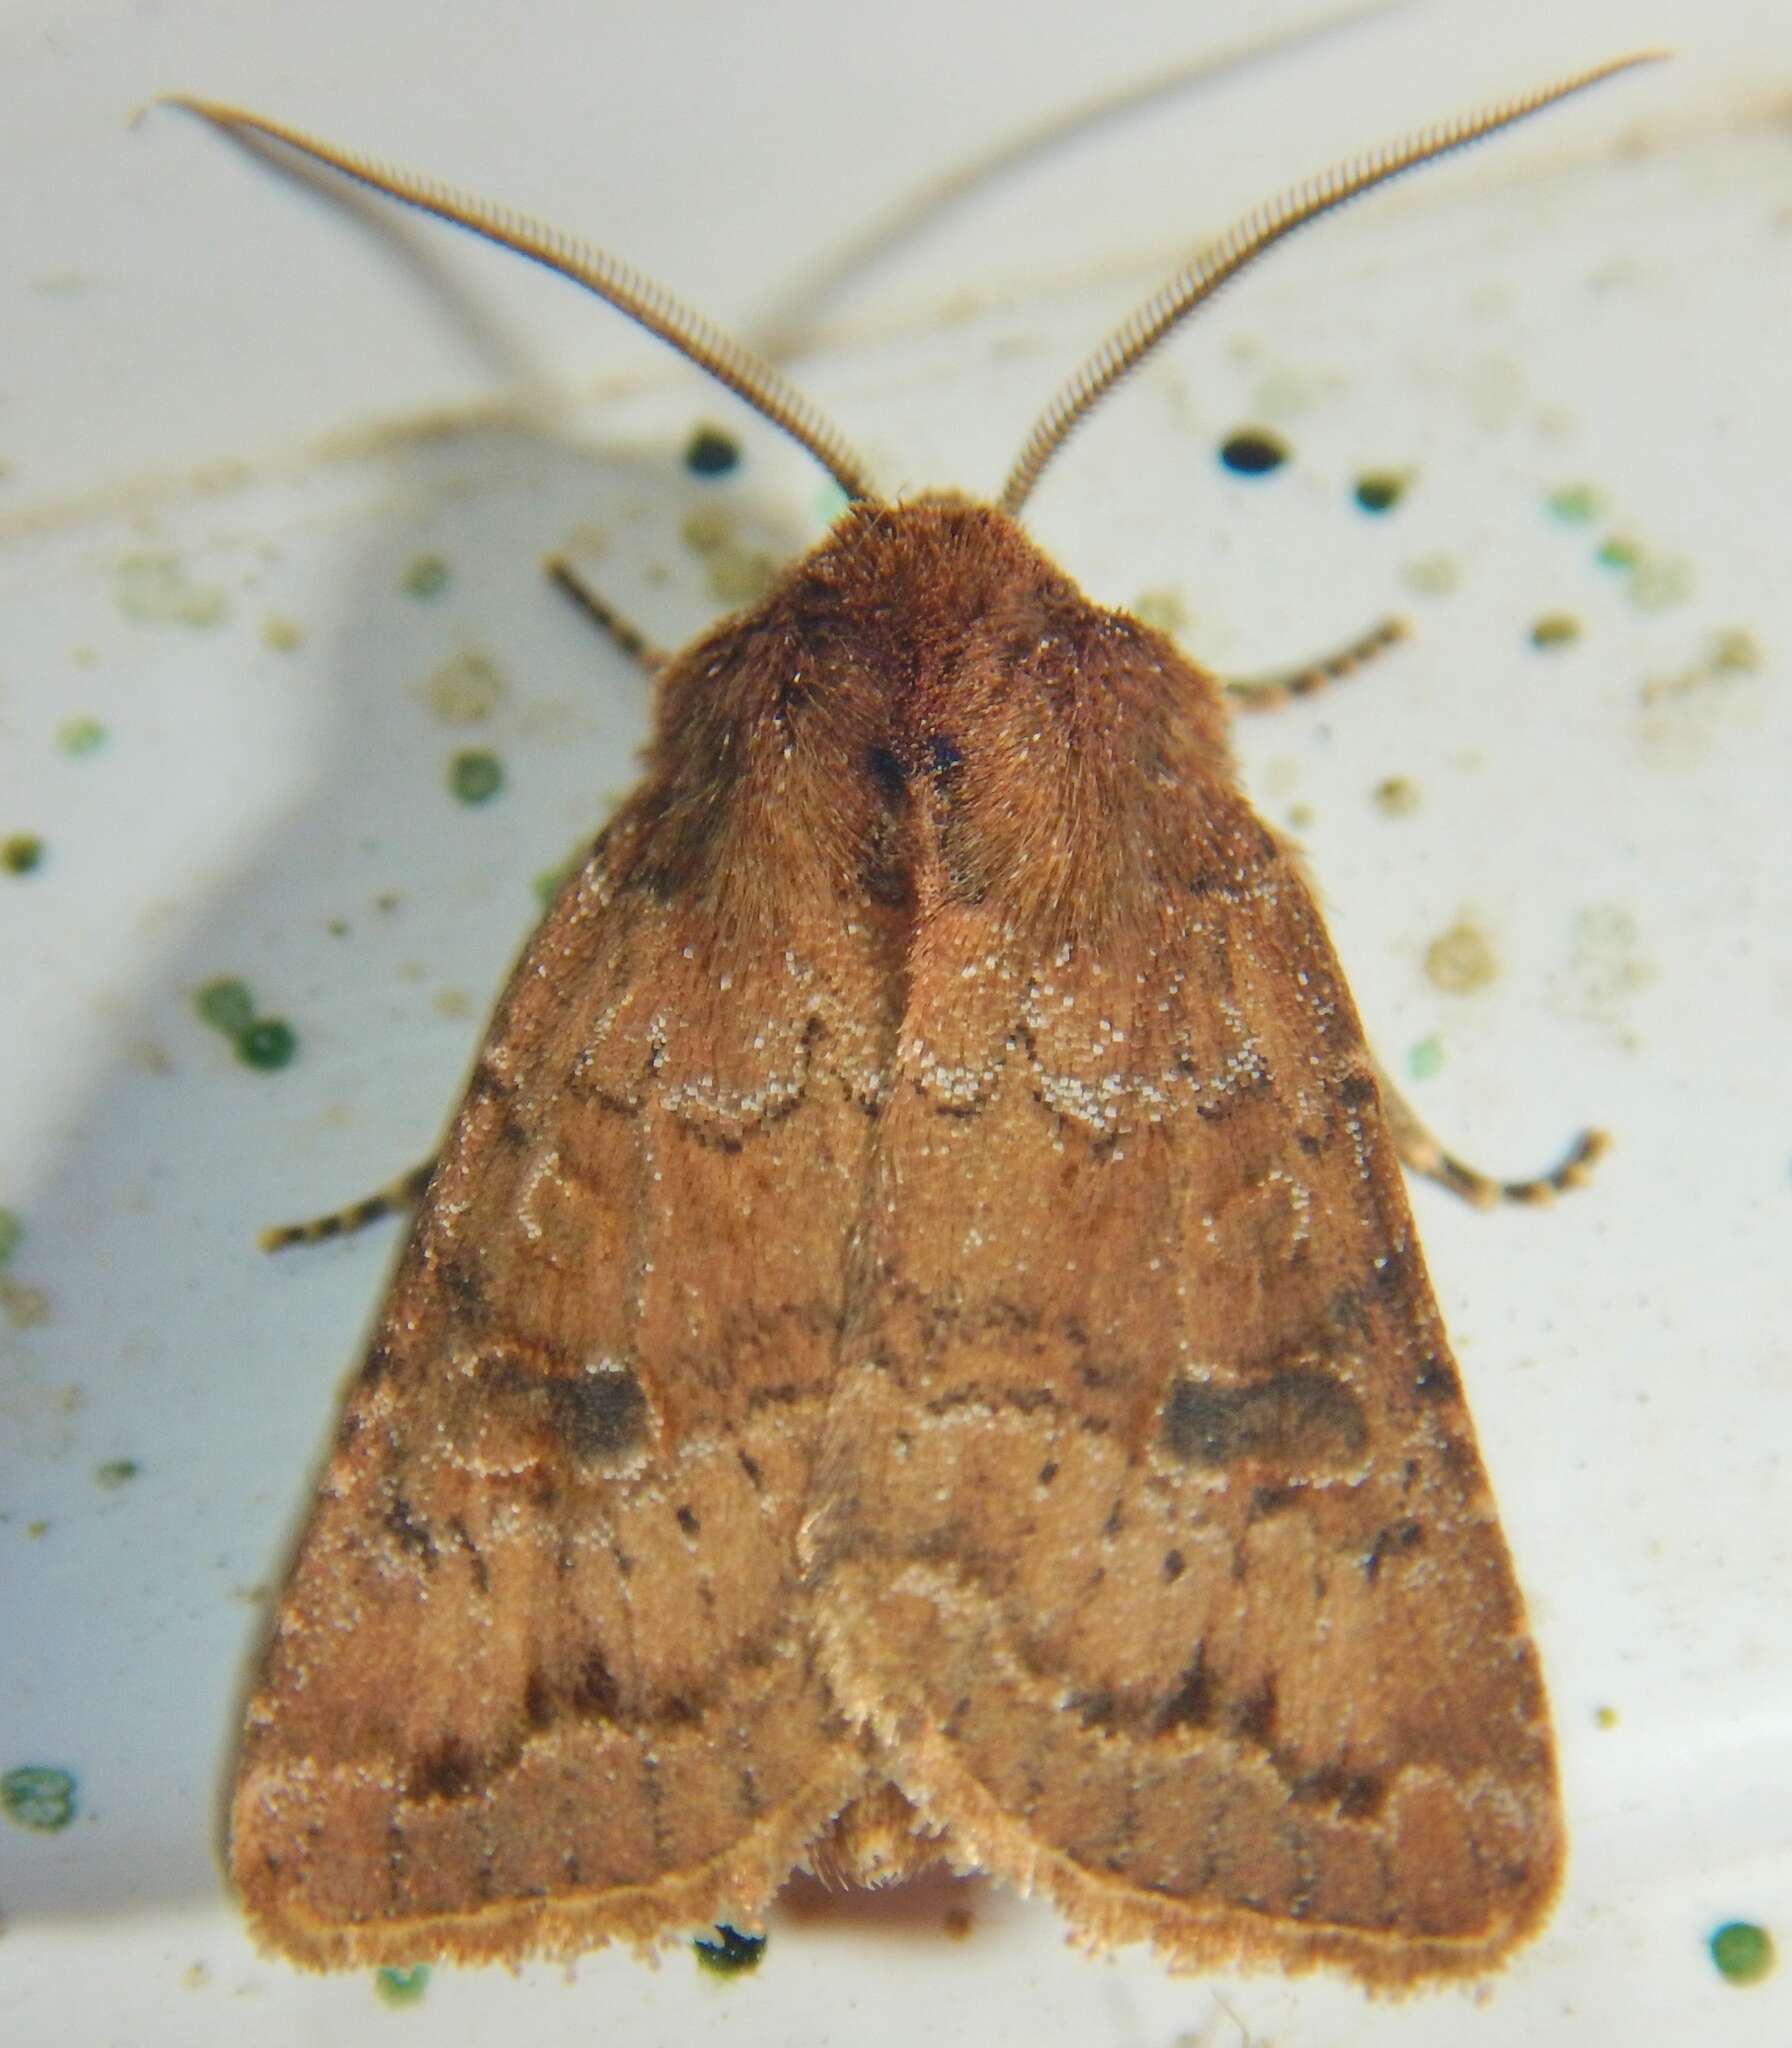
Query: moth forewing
195 52 1657 1986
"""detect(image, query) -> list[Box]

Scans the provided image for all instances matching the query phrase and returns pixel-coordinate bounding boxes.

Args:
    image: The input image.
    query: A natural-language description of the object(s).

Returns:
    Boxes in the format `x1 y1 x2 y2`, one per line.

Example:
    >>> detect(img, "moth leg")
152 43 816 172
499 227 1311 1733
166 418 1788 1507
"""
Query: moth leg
1221 615 1407 711
258 1159 435 1253
1374 1059 1607 1209
545 554 669 676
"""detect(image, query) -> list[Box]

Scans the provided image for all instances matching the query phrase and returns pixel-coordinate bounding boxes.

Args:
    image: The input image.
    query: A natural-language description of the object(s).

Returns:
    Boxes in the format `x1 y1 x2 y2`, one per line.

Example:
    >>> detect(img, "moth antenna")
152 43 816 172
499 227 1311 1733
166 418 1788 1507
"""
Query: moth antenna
999 51 1666 518
163 96 880 505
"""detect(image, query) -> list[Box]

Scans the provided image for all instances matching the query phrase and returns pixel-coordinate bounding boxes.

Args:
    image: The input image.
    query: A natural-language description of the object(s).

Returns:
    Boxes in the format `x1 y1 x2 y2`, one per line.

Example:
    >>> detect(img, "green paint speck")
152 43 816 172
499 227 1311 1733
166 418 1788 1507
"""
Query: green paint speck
1530 613 1581 650
1354 472 1406 514
1248 363 1323 420
680 508 777 605
1401 553 1459 597
195 978 257 1039
694 1924 766 1977
374 1964 431 2008
1425 921 1499 997
93 1459 139 1490
1 1280 49 1329
681 505 731 554
1709 1921 1775 1986
1546 482 1604 524
1629 551 1696 612
402 554 451 599
1219 429 1288 477
685 425 742 478
1372 776 1422 819
56 717 106 757
113 553 229 627
450 749 504 804
1408 1035 1445 1082
238 1018 298 1071
0 1209 19 1266
1591 531 1695 610
424 649 506 725
3 833 44 875
1132 588 1189 635
2 1765 77 1833
533 845 584 907
1712 628 1764 673
195 977 298 1071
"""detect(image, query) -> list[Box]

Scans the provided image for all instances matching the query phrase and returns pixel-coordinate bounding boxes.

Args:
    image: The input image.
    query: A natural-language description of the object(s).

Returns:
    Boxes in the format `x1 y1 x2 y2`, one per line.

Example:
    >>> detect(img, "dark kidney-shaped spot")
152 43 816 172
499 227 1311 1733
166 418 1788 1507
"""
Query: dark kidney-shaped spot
482 1357 650 1466
407 1737 480 1803
547 1367 650 1463
1162 1369 1367 1470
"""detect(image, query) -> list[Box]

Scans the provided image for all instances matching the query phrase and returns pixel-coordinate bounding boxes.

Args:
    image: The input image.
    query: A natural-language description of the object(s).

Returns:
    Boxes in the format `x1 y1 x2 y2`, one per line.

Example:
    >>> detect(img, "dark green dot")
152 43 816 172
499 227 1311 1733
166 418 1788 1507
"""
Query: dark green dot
1372 775 1421 819
93 1459 139 1490
450 749 504 805
373 1964 431 2007
195 977 257 1038
238 1018 298 1071
1546 482 1604 524
1709 1921 1775 1986
693 1923 766 1977
1219 430 1287 477
401 554 451 599
684 426 742 478
2 1765 77 1833
1530 613 1581 650
1408 1035 1445 1081
3 833 44 875
57 717 106 757
1354 472 1405 514
1596 534 1641 572
0 1208 19 1267
534 845 583 907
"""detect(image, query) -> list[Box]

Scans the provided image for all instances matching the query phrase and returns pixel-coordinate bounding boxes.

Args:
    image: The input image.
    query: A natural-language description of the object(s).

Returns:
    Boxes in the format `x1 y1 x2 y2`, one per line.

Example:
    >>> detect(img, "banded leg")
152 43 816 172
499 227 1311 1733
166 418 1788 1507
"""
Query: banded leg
1374 1062 1607 1209
1222 615 1407 711
1266 831 1605 1210
545 554 669 676
259 1160 436 1253
260 549 657 1258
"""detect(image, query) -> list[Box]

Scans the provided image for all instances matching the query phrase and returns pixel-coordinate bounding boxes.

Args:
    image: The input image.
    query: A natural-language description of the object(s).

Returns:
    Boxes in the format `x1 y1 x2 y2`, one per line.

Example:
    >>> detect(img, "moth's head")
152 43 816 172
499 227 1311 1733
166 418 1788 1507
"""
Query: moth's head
780 493 1079 629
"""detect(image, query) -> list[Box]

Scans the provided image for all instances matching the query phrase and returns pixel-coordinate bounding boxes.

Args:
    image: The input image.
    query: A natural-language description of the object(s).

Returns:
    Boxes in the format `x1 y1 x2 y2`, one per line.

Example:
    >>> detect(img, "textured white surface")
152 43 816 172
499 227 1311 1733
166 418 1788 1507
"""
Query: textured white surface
2 0 1789 2041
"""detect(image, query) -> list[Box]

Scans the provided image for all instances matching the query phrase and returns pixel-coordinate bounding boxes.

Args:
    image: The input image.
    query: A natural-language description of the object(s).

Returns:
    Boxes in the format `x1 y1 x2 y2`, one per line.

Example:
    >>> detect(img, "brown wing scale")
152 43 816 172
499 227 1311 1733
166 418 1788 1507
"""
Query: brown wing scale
236 503 1560 1987
800 506 1561 1985
231 584 911 1967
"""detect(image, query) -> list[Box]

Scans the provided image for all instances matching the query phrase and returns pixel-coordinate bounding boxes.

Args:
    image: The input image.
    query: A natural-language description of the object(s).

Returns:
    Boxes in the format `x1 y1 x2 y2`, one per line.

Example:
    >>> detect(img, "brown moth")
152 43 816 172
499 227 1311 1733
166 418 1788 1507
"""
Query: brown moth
180 54 1649 1989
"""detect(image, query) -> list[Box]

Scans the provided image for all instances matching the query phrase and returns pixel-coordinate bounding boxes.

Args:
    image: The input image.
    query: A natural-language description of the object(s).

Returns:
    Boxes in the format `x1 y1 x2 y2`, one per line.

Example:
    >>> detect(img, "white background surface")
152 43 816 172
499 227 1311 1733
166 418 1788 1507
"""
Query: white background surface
2 0 1789 2041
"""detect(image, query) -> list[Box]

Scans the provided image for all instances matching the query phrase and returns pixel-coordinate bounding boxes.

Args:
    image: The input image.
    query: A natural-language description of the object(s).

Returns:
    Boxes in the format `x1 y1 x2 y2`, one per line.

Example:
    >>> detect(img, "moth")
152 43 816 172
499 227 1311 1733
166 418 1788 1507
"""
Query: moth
179 53 1648 1988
